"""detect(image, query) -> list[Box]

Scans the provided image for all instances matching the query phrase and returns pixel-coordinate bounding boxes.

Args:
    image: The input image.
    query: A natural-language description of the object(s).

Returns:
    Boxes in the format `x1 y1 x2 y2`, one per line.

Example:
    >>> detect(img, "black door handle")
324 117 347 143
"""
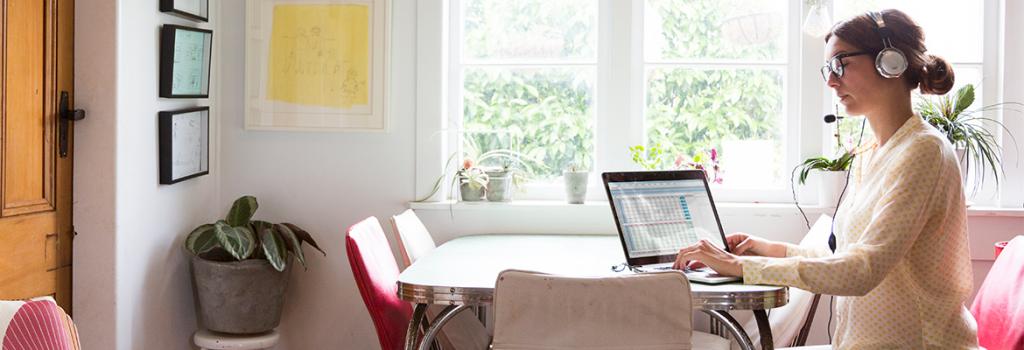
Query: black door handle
59 91 85 158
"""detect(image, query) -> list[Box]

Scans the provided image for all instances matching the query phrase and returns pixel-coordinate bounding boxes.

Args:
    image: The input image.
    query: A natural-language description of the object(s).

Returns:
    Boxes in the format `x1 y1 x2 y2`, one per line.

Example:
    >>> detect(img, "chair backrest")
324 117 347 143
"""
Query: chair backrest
389 209 437 268
491 270 694 350
346 216 411 350
743 214 833 347
0 297 80 350
971 235 1024 350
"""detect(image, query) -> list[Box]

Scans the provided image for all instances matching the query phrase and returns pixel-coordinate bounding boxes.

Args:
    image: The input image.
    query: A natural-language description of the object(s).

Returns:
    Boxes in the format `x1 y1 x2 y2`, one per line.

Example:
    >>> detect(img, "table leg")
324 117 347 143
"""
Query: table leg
417 305 471 350
405 303 428 350
753 309 774 350
701 310 757 350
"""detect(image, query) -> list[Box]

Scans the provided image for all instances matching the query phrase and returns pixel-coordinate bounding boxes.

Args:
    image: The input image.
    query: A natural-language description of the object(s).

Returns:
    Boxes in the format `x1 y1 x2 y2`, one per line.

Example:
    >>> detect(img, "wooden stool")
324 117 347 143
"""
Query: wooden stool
193 329 280 350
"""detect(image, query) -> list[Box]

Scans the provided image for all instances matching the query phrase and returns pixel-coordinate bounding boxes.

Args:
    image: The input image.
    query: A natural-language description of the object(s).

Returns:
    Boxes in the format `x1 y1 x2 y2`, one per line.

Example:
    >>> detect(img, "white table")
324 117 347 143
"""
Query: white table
397 234 788 350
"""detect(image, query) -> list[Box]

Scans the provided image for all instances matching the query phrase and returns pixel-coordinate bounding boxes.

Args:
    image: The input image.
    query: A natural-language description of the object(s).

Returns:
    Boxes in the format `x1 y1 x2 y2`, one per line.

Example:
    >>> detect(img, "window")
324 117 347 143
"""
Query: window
421 0 1006 205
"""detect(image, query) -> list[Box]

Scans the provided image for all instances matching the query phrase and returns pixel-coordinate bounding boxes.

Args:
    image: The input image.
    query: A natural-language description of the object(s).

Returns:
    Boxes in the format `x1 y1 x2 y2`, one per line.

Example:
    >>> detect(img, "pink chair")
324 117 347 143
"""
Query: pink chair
346 216 412 350
0 297 80 350
971 235 1024 350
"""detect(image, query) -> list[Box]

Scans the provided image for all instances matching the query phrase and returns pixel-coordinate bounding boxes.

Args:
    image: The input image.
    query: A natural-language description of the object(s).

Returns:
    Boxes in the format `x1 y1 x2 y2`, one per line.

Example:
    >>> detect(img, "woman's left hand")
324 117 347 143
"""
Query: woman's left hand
673 239 744 277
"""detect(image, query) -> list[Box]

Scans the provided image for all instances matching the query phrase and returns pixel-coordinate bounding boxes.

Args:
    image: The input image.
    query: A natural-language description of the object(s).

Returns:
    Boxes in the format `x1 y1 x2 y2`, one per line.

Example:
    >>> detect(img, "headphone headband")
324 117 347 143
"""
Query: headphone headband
865 11 907 78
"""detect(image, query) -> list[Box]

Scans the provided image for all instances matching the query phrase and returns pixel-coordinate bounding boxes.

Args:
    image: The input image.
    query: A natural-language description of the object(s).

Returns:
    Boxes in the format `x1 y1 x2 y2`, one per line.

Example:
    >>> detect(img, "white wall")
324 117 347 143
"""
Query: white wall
218 0 418 348
73 0 118 348
75 0 222 349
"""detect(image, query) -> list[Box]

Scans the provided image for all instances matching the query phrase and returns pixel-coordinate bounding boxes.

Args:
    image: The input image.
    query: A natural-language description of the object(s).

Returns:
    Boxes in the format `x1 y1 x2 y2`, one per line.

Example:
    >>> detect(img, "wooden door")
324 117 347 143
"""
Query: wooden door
0 0 75 313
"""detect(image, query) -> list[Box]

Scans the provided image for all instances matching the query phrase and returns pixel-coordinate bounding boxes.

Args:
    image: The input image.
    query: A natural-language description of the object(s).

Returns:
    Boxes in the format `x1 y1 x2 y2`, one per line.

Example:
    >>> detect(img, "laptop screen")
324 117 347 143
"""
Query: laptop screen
604 171 728 264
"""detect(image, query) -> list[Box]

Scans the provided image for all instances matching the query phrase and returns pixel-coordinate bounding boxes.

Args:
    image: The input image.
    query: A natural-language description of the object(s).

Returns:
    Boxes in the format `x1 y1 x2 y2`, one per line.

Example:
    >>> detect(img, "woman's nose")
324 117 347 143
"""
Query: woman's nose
826 72 841 88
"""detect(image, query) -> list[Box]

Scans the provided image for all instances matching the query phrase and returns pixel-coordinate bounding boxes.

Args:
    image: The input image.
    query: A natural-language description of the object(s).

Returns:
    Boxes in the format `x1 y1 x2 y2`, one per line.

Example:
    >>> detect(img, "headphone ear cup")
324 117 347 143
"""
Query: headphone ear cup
875 48 908 78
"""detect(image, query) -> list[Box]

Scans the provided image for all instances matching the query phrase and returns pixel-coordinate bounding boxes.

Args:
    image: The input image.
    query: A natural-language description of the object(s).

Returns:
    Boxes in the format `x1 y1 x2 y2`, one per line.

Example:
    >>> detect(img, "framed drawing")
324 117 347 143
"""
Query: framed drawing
245 0 389 131
160 25 213 98
160 0 209 22
159 107 210 184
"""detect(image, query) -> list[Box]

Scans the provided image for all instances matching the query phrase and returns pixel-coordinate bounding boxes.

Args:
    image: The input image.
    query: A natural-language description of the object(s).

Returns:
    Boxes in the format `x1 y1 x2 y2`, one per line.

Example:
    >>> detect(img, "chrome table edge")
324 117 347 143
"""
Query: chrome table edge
399 281 789 310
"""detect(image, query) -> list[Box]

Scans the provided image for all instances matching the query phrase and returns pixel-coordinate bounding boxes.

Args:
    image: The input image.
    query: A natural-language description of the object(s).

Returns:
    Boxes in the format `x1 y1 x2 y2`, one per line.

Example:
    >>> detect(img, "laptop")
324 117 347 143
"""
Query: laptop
602 170 742 284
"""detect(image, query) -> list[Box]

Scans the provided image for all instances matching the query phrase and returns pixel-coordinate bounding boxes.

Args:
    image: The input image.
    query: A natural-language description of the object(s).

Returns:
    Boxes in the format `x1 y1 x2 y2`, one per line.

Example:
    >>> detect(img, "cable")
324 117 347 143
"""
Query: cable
828 118 867 251
827 295 835 344
791 164 812 230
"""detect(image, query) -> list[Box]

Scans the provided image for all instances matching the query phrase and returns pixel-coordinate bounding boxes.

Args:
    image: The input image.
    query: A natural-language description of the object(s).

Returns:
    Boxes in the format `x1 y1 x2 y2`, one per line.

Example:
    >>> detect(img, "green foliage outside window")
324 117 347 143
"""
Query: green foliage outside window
461 0 786 183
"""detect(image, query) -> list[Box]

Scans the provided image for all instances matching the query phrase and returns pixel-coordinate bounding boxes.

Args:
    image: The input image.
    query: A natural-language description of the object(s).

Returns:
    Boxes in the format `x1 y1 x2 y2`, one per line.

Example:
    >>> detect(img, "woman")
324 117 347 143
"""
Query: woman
674 9 979 349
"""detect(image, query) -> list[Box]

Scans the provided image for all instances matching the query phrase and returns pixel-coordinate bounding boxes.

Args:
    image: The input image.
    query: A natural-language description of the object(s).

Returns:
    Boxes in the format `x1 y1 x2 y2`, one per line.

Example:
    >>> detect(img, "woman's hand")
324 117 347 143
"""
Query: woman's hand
726 232 787 258
673 239 744 277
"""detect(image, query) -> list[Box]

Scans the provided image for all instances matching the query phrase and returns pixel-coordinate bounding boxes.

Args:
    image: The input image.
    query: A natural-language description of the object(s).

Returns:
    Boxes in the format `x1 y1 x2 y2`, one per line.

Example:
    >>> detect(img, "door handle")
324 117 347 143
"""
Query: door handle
59 91 85 158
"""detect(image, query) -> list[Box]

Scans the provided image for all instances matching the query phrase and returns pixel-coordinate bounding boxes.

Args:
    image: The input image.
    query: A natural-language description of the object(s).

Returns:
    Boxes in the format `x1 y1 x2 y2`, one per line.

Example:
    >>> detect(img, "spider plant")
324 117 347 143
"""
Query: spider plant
917 84 1021 191
796 150 855 185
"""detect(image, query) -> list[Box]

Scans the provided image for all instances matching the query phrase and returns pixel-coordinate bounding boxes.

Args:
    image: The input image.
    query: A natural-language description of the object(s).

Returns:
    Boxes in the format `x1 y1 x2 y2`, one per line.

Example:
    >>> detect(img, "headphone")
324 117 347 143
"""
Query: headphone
866 11 908 78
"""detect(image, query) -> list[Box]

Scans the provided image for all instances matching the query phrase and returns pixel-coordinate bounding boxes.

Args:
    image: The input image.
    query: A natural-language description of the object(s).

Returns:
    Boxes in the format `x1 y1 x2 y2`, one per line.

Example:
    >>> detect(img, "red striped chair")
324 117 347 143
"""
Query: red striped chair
0 297 80 350
347 216 412 350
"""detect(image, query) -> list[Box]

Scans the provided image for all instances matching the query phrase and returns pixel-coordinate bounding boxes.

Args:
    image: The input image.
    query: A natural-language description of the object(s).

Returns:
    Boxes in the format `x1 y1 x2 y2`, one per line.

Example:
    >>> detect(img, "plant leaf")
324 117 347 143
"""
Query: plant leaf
276 223 307 270
236 226 257 259
282 223 325 256
953 84 975 116
214 221 252 260
260 228 287 272
184 224 218 255
225 196 258 227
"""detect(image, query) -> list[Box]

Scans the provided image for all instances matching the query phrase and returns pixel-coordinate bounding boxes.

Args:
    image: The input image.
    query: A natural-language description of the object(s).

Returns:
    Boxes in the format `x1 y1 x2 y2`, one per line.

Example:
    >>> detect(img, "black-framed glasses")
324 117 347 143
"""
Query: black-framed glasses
820 51 872 82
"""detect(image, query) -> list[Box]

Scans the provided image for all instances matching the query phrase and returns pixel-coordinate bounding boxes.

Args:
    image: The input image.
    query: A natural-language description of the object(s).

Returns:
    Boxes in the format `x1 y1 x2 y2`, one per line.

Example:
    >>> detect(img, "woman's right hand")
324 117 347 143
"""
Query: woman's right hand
726 233 787 258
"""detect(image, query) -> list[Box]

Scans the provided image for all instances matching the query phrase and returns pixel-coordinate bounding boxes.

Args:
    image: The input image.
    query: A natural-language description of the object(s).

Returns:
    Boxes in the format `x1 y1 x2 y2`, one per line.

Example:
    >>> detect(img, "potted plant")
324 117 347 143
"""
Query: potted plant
795 151 855 207
458 158 489 202
628 143 723 183
917 84 1020 192
418 149 545 203
184 195 325 334
564 162 589 204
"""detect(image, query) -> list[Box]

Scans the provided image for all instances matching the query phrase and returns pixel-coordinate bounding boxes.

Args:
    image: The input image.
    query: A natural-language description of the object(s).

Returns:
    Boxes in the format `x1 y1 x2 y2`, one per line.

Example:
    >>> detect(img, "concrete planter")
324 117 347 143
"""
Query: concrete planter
485 169 513 202
459 181 486 201
191 255 291 334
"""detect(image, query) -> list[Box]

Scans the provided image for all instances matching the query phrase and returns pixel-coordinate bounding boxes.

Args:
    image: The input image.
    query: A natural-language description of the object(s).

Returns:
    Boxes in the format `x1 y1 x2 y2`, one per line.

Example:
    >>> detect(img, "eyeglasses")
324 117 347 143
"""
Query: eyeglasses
820 51 871 82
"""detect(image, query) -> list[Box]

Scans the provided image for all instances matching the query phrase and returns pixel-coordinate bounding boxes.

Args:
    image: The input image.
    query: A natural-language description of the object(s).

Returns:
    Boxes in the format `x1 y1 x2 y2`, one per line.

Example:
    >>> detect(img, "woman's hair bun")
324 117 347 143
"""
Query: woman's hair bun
919 54 955 95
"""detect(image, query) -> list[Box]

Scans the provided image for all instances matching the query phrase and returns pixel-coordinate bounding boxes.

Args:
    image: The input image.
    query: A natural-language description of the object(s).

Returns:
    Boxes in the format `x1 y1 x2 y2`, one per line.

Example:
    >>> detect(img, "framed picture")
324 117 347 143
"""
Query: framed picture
160 0 209 22
159 107 210 184
245 0 389 131
160 25 213 98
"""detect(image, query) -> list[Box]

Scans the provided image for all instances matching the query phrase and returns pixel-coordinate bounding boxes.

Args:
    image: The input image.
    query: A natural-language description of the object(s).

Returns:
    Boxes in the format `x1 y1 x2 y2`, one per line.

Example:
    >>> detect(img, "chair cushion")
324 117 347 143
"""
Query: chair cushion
971 235 1024 350
0 297 80 350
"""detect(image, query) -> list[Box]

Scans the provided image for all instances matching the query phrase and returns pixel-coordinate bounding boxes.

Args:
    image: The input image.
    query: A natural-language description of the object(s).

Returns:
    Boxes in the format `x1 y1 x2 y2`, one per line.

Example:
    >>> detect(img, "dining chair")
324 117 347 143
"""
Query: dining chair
746 215 835 348
347 216 413 350
390 209 491 349
491 269 730 350
389 209 438 269
971 235 1024 350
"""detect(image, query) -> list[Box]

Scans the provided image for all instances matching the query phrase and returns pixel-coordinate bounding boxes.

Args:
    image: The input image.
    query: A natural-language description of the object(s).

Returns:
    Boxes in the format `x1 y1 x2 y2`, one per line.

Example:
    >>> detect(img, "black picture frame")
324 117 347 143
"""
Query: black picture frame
159 107 210 184
160 25 213 98
160 0 209 22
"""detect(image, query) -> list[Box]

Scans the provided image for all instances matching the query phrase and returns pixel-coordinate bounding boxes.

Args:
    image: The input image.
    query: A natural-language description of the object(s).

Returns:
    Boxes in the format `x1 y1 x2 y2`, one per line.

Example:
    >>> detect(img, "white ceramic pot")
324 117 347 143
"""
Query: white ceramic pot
564 171 589 204
818 170 849 208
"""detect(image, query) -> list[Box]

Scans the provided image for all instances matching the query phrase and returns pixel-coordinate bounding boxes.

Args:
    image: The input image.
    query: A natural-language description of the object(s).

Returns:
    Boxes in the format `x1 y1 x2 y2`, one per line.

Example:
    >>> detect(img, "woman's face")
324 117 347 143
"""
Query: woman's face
823 37 886 116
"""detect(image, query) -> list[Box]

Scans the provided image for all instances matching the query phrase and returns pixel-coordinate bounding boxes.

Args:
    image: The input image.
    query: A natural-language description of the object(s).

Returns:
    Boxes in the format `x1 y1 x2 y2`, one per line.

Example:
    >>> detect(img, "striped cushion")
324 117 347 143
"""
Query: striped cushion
0 297 80 350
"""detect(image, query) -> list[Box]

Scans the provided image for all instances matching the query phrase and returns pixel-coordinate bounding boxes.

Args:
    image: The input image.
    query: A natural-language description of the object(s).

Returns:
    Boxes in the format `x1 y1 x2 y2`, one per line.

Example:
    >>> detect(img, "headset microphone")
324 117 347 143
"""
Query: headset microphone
824 114 843 123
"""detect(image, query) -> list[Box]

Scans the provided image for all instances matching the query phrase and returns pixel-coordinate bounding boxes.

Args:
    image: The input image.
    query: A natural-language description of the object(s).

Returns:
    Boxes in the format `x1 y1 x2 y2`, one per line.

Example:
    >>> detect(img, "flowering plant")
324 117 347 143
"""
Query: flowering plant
628 143 723 183
456 158 489 191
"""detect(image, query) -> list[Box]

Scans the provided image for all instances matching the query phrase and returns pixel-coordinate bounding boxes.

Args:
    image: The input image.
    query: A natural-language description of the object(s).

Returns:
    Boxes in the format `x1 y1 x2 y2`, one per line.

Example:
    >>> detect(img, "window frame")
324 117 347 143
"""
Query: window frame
416 0 1017 208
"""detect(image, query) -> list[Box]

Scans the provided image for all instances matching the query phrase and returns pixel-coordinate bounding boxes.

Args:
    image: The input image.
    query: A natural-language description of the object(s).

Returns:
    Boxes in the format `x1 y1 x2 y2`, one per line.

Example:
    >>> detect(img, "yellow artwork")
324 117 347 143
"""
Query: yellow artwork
267 4 370 109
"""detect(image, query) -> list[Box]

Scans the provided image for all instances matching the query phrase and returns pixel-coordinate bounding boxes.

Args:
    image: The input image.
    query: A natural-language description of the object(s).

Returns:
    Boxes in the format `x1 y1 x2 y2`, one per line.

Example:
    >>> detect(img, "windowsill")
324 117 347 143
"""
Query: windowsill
409 200 1024 218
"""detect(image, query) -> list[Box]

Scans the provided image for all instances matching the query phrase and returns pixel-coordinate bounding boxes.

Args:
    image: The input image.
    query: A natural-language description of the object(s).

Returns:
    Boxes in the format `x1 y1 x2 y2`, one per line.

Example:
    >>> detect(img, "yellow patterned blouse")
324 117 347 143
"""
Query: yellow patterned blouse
742 115 979 349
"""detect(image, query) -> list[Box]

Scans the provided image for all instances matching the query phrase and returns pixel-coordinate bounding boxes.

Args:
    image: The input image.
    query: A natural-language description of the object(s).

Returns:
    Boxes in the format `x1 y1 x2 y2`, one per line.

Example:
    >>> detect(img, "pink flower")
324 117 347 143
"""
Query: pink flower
710 148 718 161
462 158 474 170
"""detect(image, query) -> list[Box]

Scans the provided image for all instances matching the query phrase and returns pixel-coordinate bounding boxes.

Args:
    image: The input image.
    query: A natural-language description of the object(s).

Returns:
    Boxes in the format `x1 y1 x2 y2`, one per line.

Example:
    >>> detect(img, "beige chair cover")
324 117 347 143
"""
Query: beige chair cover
391 209 490 350
492 270 729 350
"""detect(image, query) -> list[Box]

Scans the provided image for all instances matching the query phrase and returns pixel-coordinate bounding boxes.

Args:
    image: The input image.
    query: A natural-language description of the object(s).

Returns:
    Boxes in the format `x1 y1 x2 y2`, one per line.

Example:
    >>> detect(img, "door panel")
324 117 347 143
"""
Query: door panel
0 0 74 313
